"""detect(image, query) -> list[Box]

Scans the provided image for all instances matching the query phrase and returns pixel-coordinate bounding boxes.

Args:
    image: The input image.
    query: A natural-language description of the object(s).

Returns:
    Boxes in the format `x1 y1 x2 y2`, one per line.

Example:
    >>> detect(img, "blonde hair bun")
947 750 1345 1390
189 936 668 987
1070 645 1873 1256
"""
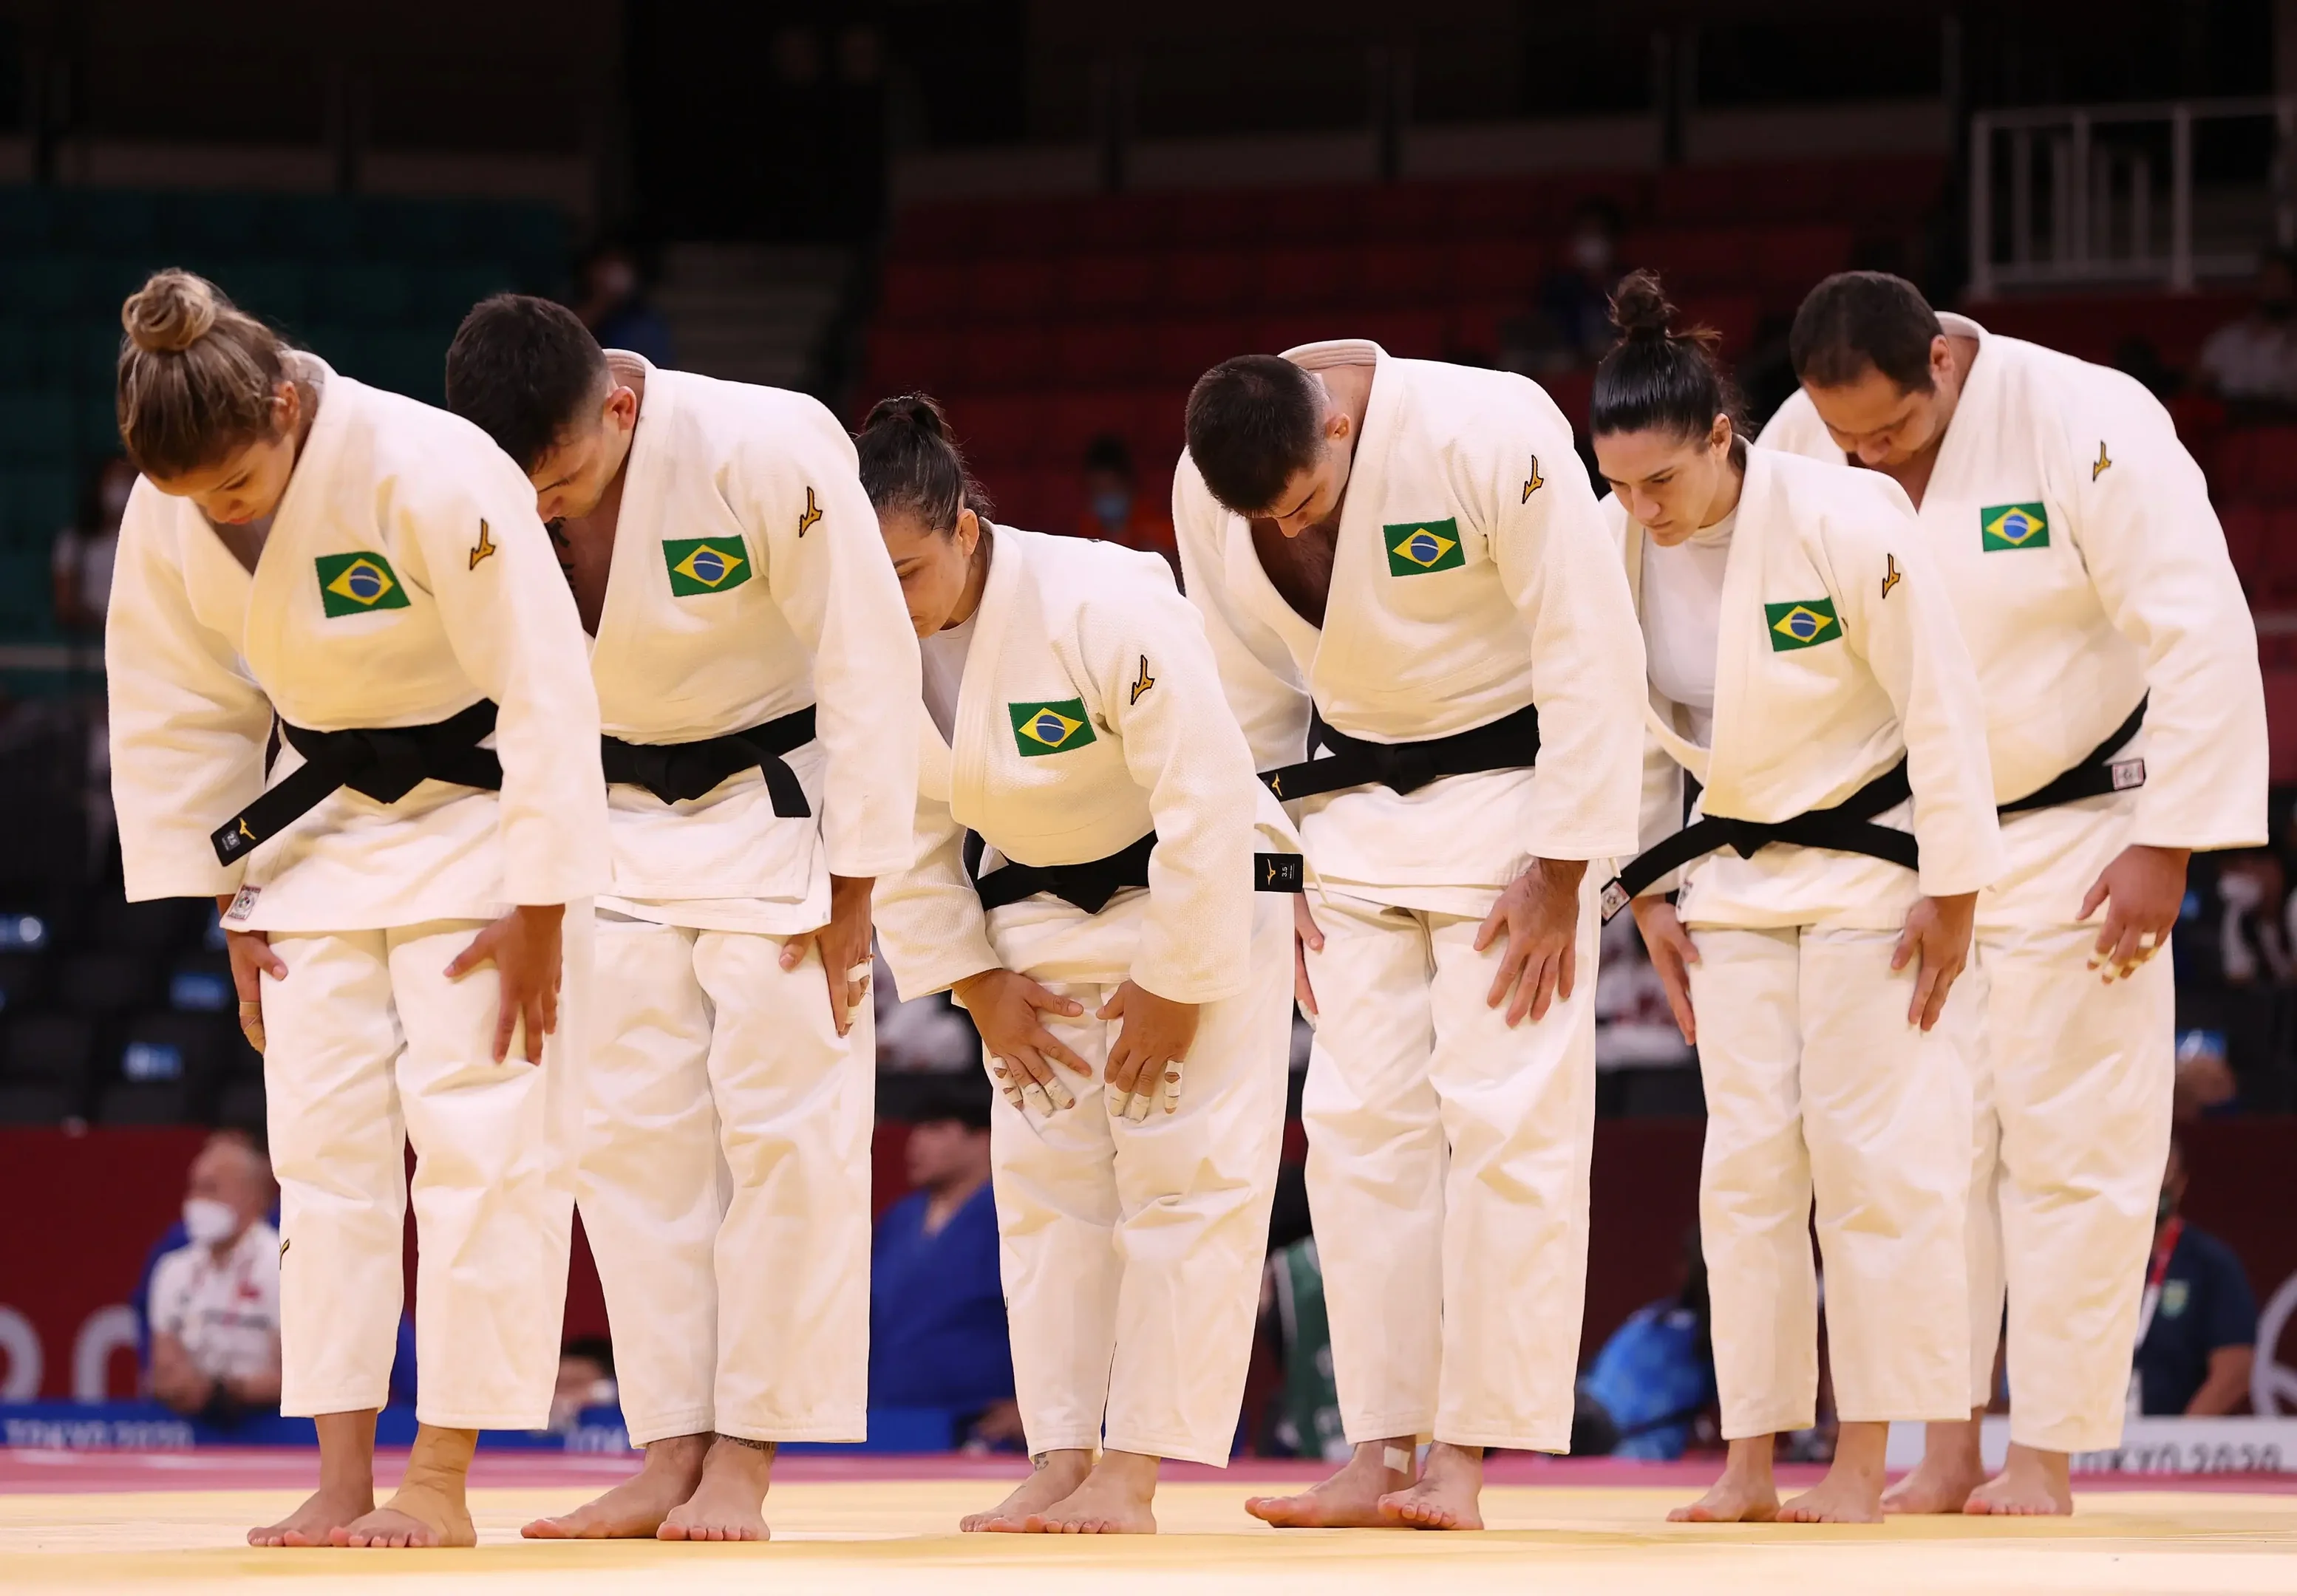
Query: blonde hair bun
122 269 220 354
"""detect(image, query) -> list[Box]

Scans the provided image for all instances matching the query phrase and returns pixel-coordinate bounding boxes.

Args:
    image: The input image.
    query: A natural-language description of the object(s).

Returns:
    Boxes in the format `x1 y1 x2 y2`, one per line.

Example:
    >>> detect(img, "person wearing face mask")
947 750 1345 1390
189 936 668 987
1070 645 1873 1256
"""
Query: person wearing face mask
1173 338 1642 1532
2197 250 2297 412
444 295 919 1544
147 1131 282 1424
860 393 1299 1535
1593 271 2001 1525
2129 1138 2256 1417
1762 271 2267 1515
1076 434 1177 571
106 269 605 1549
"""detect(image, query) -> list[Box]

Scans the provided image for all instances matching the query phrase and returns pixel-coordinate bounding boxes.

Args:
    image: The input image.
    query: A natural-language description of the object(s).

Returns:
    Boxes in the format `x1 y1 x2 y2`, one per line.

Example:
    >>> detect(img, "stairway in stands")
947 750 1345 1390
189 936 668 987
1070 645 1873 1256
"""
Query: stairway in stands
655 243 853 395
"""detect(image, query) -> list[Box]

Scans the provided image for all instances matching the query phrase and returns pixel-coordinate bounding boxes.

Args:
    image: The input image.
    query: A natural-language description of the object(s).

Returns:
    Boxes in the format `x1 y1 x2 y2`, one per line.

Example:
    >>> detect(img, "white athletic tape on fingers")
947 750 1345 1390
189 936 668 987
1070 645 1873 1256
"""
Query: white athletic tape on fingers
848 962 874 981
1384 1445 1412 1475
1126 1091 1151 1122
1022 1080 1054 1116
1048 1077 1075 1111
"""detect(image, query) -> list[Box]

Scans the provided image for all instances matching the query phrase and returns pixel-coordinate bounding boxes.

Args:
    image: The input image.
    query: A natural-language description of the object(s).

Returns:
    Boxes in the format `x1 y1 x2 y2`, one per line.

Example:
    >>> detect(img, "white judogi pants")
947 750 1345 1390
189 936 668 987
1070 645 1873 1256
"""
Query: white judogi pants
1962 921 2174 1452
263 918 583 1429
990 893 1291 1466
1299 879 1600 1452
1687 924 1974 1439
574 916 874 1445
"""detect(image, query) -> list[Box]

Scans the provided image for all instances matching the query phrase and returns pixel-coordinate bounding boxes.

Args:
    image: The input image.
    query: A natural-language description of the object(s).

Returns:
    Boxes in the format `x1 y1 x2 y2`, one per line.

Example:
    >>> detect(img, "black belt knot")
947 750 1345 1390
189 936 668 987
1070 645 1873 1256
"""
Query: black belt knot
602 705 816 817
1259 699 1542 802
211 700 503 866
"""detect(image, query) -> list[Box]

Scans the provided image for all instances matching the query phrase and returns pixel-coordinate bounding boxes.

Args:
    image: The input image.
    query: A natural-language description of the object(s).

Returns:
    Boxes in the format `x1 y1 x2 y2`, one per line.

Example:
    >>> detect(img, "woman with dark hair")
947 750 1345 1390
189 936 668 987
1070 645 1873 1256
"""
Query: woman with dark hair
106 269 605 1549
1591 272 2002 1524
858 393 1299 1535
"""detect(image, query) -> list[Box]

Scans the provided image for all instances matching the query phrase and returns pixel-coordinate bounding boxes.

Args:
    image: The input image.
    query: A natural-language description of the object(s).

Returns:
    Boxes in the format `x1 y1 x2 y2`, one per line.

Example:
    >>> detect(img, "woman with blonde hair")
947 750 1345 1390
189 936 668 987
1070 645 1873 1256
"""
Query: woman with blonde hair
106 270 605 1548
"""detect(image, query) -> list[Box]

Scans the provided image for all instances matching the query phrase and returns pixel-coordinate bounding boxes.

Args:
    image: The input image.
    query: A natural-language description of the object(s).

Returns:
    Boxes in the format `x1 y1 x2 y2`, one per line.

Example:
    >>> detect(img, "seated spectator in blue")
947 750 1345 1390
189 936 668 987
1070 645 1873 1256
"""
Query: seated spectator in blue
870 1071 1019 1447
1577 1232 1716 1459
576 242 673 368
2134 1138 2257 1416
146 1132 282 1425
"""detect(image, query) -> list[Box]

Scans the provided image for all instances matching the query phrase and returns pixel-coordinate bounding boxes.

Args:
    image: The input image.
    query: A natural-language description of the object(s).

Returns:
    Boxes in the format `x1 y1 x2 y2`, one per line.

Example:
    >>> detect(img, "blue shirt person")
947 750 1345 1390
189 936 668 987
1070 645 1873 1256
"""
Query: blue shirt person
2133 1138 2257 1416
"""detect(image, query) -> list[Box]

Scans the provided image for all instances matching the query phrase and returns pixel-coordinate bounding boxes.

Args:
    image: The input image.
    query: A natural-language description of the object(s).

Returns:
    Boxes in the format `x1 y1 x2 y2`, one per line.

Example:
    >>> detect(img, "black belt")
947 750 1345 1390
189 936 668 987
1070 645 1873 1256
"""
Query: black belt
1259 700 1542 802
211 700 503 866
602 706 815 817
964 831 1305 915
1998 696 2147 816
1598 757 1918 923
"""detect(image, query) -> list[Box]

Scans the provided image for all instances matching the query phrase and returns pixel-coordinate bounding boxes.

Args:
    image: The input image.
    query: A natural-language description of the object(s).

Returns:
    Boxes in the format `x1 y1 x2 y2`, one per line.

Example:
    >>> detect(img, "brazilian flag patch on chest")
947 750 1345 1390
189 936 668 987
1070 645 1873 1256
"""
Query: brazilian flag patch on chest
316 550 410 617
1010 698 1096 757
1981 502 2050 551
1385 517 1465 576
663 536 752 596
1765 598 1842 652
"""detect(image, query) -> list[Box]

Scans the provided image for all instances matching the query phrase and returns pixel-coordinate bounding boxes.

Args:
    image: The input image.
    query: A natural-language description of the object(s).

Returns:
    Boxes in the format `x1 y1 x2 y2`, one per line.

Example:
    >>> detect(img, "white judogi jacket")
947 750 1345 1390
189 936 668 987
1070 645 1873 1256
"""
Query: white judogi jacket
107 361 605 930
1613 446 2004 930
874 525 1294 1006
1761 313 2269 924
1172 340 1644 911
588 358 920 932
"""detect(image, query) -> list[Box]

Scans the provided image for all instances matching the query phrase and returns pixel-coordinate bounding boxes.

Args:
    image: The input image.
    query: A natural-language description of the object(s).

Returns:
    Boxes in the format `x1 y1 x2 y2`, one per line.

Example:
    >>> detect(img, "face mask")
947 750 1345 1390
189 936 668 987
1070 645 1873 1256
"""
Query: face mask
183 1196 239 1244
1090 489 1132 529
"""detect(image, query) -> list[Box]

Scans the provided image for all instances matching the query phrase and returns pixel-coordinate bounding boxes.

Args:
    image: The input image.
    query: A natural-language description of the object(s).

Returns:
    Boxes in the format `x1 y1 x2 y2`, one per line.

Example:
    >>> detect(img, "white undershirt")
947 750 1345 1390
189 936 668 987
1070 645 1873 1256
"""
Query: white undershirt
1639 505 1737 746
921 610 976 742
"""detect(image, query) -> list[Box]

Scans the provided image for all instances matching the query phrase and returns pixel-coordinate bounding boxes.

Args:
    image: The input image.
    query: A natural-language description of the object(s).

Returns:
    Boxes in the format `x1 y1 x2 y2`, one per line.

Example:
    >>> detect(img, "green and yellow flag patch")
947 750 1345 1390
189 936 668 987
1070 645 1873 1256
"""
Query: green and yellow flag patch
663 536 752 596
1765 598 1842 652
1010 698 1096 757
316 551 409 618
1385 517 1465 576
1980 502 2049 551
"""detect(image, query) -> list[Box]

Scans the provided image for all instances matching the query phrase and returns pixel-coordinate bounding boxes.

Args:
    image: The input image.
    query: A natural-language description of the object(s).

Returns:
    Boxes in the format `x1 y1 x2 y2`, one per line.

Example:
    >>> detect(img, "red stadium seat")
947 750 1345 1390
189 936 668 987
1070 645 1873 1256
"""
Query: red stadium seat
878 259 964 326
865 327 962 396
1621 228 1755 294
1449 298 1521 361
1067 251 1159 317
946 392 1051 468
1076 193 1176 252
1165 248 1259 314
1542 367 1595 435
1454 239 1543 300
1358 307 1447 358
1051 321 1153 386
2218 427 2297 502
1360 242 1452 307
1675 293 1761 359
958 324 1052 390
1150 315 1256 384
2219 502 2267 587
2262 668 2297 783
1171 189 1268 247
1358 183 1449 242
967 256 1065 322
1259 185 1356 245
1252 311 1340 358
1044 387 1148 468
1258 245 1359 310
1753 225 1857 301
1443 178 1545 242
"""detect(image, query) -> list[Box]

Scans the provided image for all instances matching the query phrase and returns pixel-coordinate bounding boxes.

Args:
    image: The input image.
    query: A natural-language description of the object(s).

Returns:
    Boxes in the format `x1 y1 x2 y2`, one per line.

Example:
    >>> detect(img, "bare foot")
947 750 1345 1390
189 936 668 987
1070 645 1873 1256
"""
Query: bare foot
524 1435 709 1539
1024 1450 1160 1535
1246 1439 1415 1529
1882 1450 1987 1515
1667 1474 1780 1523
1963 1445 2073 1517
1777 1470 1884 1524
1378 1441 1483 1530
333 1490 475 1549
963 1451 1092 1532
248 1483 375 1548
659 1436 775 1542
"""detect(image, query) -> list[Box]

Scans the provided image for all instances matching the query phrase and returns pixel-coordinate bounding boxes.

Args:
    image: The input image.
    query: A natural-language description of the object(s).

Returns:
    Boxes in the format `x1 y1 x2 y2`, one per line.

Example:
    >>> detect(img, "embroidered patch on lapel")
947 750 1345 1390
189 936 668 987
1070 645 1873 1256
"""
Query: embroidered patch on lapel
663 536 752 596
1766 598 1842 652
1385 517 1464 576
1981 502 2049 551
316 551 410 617
1010 698 1096 757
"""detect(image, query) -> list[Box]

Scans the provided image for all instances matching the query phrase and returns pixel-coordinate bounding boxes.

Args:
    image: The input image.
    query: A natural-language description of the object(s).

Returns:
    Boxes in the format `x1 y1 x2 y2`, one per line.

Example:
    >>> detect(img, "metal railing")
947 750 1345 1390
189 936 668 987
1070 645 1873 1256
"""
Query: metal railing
1969 96 2296 297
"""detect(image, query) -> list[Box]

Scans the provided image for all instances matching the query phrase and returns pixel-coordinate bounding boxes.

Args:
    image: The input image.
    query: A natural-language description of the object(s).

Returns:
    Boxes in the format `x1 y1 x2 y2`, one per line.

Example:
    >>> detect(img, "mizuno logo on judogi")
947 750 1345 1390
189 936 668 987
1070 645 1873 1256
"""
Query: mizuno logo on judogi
663 536 752 596
1384 517 1464 576
1009 698 1096 757
316 551 409 617
1981 502 2049 551
1765 598 1841 652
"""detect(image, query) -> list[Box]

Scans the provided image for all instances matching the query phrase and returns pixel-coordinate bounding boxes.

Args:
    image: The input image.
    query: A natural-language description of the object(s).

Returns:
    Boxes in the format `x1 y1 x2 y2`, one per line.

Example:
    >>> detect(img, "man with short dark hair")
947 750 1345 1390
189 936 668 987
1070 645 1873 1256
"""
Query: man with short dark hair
1763 271 2267 1515
1174 342 1643 1530
444 296 920 1541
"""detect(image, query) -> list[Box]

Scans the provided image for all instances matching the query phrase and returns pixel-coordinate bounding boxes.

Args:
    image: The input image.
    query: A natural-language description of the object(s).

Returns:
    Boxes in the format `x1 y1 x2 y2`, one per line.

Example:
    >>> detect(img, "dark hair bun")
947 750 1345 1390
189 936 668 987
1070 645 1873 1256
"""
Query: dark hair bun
860 391 949 440
1609 270 1677 343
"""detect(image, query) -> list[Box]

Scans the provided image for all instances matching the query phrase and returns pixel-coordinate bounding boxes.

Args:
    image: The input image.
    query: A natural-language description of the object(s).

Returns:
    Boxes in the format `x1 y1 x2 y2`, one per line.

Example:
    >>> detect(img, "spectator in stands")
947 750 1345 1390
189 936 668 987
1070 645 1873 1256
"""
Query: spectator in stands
146 1131 282 1425
1576 1231 1717 1461
1520 197 1627 371
550 1336 619 1434
868 1070 1018 1447
2131 1138 2256 1415
50 455 135 633
2197 249 2297 412
575 242 674 369
1077 433 1177 570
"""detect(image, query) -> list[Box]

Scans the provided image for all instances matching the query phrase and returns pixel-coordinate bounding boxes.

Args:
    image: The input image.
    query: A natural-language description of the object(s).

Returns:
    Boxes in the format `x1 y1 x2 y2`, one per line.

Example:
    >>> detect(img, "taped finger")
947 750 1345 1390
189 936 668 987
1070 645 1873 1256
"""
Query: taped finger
1021 1078 1055 1117
1160 1065 1183 1114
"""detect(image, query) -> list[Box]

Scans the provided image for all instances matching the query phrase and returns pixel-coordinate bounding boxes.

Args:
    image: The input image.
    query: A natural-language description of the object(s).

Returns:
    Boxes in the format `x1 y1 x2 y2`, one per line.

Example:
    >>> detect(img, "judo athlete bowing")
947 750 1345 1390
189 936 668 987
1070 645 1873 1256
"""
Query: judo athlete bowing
1175 342 1645 1530
1593 273 2002 1524
1763 271 2267 1515
444 296 919 1540
861 394 1297 1535
106 271 605 1548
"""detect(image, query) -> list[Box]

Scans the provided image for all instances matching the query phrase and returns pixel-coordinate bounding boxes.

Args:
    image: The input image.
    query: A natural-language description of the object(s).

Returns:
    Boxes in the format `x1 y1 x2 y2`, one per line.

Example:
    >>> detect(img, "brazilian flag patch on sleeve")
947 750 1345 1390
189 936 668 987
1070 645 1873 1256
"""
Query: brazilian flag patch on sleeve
1009 698 1097 757
1980 502 2049 551
316 551 410 617
663 536 752 596
1384 517 1466 576
1765 598 1842 652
